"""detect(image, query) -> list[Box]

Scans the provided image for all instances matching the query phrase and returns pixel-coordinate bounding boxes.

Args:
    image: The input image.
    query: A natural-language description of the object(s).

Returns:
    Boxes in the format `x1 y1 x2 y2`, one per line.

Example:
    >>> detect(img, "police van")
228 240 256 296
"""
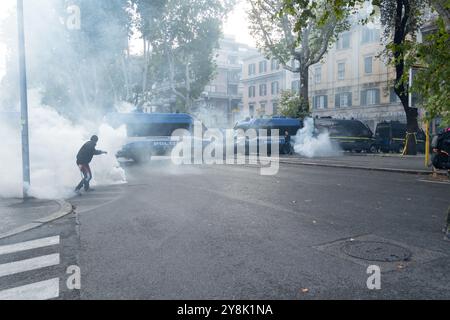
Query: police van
107 112 205 162
374 121 426 153
314 118 376 153
234 116 303 155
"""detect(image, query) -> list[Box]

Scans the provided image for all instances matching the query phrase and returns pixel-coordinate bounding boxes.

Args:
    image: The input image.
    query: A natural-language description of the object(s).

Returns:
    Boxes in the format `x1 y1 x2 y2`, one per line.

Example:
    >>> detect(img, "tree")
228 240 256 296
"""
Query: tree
0 0 133 120
248 0 349 113
412 17 450 127
376 0 428 154
133 0 234 111
278 90 310 118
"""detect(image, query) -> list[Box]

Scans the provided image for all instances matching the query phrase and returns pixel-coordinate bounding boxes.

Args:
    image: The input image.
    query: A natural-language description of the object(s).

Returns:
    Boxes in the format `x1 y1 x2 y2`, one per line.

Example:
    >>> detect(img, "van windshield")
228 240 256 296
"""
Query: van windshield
126 123 191 137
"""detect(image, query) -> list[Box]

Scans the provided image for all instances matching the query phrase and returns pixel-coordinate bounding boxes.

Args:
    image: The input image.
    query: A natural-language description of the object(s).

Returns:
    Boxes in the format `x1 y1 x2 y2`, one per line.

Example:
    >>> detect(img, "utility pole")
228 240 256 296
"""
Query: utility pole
17 0 31 198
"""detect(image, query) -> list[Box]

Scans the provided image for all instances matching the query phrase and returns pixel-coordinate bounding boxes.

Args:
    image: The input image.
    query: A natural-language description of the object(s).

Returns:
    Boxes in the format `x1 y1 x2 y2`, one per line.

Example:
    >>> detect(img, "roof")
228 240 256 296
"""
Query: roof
236 117 302 128
106 112 196 125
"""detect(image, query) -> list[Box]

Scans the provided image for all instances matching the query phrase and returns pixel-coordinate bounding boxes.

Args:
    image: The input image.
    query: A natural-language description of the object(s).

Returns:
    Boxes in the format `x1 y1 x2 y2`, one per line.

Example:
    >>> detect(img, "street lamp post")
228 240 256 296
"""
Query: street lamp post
17 0 31 198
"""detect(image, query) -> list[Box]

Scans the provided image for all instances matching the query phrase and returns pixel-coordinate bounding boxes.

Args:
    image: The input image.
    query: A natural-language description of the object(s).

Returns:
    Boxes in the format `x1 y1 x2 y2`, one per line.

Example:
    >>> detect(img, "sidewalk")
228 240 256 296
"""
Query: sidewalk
277 153 448 176
0 198 73 240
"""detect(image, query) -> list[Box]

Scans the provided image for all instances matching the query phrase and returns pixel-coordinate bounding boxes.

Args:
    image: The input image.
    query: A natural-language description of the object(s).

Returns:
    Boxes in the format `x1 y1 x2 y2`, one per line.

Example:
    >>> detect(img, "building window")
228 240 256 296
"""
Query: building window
336 32 351 49
228 70 240 82
205 85 216 92
291 80 300 93
390 87 401 103
249 104 255 117
272 102 278 115
248 86 256 98
361 27 380 44
259 60 267 73
313 95 328 109
335 92 352 108
271 59 280 70
248 63 256 76
314 66 322 84
337 62 345 80
271 81 279 95
361 88 380 106
259 103 266 115
364 56 373 74
259 83 267 96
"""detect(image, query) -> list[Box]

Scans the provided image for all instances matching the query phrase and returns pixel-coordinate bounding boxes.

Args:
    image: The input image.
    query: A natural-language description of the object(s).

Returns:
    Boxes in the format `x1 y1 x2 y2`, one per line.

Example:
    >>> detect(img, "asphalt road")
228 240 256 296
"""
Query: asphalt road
1 161 449 299
74 161 449 299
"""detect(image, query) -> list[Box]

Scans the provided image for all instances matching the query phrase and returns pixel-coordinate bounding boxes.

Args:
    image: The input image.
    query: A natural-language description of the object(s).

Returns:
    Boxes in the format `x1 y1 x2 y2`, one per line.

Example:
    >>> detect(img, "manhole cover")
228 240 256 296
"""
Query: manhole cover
341 241 412 262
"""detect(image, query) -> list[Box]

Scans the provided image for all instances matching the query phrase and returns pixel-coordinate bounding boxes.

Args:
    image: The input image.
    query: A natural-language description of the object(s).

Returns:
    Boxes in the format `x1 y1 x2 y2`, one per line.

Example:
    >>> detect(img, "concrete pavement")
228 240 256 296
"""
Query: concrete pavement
0 198 73 240
277 153 447 175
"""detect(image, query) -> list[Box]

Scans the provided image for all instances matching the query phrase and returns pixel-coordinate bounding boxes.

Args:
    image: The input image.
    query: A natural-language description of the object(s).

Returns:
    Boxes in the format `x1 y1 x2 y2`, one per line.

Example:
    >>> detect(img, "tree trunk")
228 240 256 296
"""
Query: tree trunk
299 67 310 113
393 0 419 155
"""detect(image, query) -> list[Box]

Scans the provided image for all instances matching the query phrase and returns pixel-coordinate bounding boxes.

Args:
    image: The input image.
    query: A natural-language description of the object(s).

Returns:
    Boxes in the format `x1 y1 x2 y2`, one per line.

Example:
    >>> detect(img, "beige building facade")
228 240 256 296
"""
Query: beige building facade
310 24 405 131
240 24 406 132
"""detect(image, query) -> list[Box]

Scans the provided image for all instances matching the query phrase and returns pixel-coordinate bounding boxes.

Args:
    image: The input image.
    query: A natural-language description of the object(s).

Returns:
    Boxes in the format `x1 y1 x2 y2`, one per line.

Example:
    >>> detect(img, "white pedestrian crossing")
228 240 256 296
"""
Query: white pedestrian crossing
0 278 59 300
0 236 60 256
0 235 61 300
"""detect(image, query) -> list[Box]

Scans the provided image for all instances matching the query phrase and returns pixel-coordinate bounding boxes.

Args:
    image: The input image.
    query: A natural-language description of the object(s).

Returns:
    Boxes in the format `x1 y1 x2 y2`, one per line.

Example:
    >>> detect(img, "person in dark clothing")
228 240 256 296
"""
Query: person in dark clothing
75 135 107 193
432 128 450 171
283 130 292 155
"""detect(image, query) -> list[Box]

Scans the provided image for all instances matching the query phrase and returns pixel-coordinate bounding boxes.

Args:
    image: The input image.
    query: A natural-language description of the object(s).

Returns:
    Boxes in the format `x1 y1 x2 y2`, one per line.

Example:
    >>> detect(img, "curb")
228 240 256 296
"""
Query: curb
0 199 74 240
277 159 445 176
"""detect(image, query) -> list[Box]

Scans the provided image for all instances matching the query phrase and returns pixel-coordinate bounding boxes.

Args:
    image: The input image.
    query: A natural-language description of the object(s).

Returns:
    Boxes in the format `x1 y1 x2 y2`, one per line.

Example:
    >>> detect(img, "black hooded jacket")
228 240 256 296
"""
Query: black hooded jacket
76 141 103 165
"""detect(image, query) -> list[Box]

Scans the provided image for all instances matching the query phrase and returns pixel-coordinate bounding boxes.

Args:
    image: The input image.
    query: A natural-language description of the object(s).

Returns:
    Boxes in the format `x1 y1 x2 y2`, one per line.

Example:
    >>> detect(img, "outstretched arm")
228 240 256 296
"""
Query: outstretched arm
94 149 107 155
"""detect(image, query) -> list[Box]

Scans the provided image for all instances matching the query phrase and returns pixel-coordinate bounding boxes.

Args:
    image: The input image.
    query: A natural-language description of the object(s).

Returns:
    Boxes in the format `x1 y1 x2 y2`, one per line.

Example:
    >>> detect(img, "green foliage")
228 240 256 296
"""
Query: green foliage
278 90 310 119
250 0 350 104
412 18 450 126
132 0 234 110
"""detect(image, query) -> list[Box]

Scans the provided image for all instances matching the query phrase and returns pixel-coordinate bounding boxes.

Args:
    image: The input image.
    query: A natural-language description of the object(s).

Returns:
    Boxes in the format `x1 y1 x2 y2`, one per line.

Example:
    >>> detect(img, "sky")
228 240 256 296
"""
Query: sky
223 0 256 47
0 0 255 78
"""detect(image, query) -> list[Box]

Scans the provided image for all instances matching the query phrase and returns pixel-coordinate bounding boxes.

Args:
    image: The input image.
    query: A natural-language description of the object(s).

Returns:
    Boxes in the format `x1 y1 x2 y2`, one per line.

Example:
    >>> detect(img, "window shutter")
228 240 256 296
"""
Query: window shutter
348 92 352 107
324 95 328 108
361 90 366 106
335 94 340 108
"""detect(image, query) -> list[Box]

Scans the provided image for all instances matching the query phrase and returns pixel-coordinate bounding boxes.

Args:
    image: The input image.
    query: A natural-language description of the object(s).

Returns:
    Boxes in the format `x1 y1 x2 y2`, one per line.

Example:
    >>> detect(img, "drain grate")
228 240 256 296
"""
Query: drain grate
341 241 412 262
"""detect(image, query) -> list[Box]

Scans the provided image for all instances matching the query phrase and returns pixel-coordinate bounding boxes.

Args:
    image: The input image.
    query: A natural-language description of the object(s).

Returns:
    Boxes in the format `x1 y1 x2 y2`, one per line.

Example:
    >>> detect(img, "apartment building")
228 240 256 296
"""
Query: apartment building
194 35 258 128
310 23 405 131
241 24 406 132
241 54 298 119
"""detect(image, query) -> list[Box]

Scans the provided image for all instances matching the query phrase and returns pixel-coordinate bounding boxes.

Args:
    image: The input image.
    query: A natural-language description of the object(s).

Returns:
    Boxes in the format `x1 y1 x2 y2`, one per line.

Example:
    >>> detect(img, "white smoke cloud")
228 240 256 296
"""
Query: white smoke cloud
0 90 127 199
294 117 342 158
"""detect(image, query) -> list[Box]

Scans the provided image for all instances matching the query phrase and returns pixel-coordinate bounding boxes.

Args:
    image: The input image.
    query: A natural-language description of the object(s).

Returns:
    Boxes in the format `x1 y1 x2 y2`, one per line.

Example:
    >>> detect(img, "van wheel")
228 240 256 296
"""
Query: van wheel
369 145 378 153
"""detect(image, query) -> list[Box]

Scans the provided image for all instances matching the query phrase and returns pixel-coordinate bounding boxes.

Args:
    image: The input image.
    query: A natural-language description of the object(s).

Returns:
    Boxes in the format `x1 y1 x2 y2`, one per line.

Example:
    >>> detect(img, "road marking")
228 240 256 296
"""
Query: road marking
0 278 59 300
417 179 450 185
0 236 60 256
0 254 60 277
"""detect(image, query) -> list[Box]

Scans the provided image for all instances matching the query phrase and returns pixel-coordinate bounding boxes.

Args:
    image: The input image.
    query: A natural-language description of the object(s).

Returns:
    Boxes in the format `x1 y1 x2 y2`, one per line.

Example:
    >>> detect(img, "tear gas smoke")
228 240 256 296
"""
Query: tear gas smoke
294 117 342 158
0 90 127 199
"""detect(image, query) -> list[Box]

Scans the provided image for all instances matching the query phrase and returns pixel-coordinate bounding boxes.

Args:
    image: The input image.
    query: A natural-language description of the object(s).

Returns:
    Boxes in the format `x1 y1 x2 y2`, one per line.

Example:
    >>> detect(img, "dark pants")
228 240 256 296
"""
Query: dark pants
75 163 92 191
283 142 292 155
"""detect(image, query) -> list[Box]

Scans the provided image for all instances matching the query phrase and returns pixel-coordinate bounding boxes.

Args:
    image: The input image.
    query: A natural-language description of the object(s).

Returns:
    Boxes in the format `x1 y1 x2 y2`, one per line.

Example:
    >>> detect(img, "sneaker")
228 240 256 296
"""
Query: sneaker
74 189 82 196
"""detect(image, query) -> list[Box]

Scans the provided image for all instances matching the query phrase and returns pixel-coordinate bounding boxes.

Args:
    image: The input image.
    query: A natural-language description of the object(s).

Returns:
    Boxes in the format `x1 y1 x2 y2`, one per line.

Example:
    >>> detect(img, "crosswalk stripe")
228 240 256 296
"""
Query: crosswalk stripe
0 254 60 277
0 236 60 256
0 278 60 300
